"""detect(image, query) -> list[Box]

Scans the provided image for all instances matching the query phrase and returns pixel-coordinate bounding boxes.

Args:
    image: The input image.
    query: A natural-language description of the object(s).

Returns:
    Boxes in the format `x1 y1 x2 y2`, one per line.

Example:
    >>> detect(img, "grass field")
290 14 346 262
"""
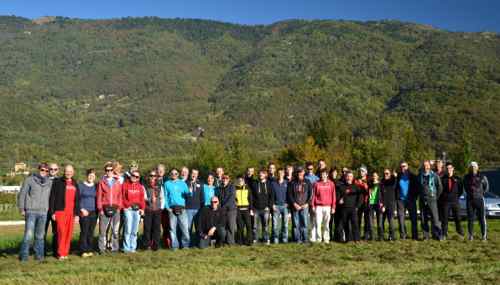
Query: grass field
0 220 499 285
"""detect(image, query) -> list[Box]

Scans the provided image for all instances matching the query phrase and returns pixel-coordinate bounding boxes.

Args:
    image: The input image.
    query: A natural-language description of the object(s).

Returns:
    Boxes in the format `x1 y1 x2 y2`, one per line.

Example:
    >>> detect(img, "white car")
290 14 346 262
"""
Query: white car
458 192 500 218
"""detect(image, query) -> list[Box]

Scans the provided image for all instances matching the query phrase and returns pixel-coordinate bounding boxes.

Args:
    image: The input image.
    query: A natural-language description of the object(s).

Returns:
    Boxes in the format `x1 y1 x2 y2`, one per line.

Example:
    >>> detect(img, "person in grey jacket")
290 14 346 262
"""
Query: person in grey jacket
17 163 53 261
418 160 443 240
463 161 489 241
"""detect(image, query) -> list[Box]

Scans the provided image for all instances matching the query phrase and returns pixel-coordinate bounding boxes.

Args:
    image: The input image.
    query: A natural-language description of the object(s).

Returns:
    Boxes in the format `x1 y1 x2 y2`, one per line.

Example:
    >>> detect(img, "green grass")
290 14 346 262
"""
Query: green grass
0 221 499 284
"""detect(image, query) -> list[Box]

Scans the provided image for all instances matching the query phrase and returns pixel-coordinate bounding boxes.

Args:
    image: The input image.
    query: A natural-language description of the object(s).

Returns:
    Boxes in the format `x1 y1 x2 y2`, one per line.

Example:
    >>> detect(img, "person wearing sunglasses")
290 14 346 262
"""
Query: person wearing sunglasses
96 162 124 253
17 163 53 262
380 169 398 241
49 164 80 260
197 196 227 248
163 168 192 250
45 162 59 257
143 170 164 250
396 161 419 240
122 169 146 253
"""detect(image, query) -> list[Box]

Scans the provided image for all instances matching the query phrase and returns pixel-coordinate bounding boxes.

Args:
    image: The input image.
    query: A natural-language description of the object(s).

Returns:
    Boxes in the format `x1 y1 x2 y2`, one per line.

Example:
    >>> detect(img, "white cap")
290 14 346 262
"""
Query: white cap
359 166 368 173
470 161 479 168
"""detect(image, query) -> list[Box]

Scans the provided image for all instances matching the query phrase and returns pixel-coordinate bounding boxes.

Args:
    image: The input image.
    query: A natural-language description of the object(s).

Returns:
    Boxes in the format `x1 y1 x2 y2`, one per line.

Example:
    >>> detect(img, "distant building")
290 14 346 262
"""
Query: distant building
0 186 21 193
7 162 30 177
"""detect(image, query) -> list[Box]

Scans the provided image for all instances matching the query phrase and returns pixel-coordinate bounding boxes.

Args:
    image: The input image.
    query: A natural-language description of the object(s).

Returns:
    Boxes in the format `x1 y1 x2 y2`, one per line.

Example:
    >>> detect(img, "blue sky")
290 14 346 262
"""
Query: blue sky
1 0 499 32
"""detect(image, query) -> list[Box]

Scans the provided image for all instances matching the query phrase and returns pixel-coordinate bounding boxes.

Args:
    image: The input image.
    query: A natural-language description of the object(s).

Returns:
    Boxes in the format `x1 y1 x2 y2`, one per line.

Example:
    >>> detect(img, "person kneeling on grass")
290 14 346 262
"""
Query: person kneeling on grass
197 196 227 248
122 170 146 253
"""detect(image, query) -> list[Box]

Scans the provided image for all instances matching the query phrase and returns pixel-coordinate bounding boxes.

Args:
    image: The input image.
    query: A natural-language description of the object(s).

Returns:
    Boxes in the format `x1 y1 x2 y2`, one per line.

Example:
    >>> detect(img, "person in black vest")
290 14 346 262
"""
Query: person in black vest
250 169 273 244
439 163 464 240
143 169 164 250
463 161 489 241
197 196 227 248
336 171 363 243
380 169 397 241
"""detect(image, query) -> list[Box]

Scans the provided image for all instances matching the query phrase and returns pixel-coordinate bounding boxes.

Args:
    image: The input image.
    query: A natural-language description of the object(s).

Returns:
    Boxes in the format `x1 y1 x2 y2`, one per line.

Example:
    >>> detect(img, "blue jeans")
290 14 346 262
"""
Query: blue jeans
272 205 289 243
123 209 141 252
20 212 47 261
186 209 199 247
168 209 190 249
252 209 270 242
292 208 309 243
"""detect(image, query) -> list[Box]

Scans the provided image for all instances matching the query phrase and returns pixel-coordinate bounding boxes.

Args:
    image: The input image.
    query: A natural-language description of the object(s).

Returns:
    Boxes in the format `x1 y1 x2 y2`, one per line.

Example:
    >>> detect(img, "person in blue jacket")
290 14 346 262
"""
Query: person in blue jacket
163 168 192 250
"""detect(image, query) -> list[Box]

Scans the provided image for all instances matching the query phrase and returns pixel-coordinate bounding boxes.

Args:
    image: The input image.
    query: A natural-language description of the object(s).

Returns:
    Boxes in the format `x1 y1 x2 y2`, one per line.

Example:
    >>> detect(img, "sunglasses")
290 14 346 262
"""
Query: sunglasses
211 201 219 204
132 175 140 179
40 169 49 172
149 174 157 177
171 172 179 176
49 168 58 171
105 169 113 172
384 172 391 175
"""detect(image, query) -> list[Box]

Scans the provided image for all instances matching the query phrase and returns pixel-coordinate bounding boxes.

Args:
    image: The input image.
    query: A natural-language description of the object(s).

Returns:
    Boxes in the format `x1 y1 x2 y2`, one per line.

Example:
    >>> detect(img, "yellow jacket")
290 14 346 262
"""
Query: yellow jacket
235 185 250 208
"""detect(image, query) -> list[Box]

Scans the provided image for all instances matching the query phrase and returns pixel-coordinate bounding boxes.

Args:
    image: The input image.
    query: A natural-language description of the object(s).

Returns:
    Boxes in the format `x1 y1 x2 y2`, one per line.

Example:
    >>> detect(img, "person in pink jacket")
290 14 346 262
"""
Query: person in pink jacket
122 169 145 253
311 170 336 243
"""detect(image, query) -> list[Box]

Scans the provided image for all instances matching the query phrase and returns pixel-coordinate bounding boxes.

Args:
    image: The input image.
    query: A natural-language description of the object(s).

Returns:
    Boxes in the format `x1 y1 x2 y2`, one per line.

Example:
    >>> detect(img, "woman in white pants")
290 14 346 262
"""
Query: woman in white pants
311 170 336 243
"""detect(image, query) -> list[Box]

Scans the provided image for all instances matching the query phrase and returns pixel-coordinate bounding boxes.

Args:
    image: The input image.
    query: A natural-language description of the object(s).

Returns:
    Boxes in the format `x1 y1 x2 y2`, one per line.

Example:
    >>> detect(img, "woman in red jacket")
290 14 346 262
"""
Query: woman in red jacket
96 162 123 253
49 164 79 260
122 169 145 253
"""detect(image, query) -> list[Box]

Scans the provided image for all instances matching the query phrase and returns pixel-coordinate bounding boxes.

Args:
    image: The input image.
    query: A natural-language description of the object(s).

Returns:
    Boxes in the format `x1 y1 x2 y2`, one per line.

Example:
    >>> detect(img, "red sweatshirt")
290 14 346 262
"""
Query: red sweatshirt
355 178 369 204
96 176 123 211
122 180 146 210
312 180 336 209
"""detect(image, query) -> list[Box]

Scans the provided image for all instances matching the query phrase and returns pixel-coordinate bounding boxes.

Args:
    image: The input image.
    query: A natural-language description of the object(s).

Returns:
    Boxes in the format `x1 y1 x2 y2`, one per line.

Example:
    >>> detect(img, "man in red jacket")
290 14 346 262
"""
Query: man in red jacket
96 162 123 253
312 170 336 243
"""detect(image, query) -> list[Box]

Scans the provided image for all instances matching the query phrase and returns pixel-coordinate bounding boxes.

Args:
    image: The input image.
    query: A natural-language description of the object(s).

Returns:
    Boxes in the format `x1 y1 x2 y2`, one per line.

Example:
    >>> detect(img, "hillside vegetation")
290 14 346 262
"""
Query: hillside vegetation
1 16 499 173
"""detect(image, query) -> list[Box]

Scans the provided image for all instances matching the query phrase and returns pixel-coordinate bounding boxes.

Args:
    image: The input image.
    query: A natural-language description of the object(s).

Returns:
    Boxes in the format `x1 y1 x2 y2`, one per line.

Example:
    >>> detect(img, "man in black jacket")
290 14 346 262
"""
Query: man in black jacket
463 161 489 241
197 196 227 248
216 175 237 245
380 169 397 241
439 163 464 239
336 171 363 242
288 167 313 243
395 161 419 240
250 170 273 244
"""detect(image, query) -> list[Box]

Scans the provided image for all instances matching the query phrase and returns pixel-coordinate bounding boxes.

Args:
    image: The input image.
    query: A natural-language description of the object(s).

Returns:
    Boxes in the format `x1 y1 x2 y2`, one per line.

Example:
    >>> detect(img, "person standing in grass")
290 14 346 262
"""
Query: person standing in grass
288 167 313 243
18 163 53 262
143 169 164 251
185 168 204 247
271 168 289 244
49 164 80 260
336 171 363 243
122 169 145 253
250 170 273 244
164 168 192 250
156 164 171 249
463 161 489 241
45 162 60 257
396 161 419 240
217 175 237 245
438 163 464 240
418 160 443 240
367 171 383 241
380 169 397 241
304 162 319 242
285 164 294 182
203 173 216 206
197 196 227 248
180 166 190 182
311 170 336 243
235 176 253 245
355 166 370 241
96 162 123 253
78 169 98 257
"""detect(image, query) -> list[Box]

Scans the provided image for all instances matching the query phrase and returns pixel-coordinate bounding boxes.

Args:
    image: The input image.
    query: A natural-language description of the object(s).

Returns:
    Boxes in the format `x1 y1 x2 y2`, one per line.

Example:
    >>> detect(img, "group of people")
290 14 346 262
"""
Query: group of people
16 158 490 261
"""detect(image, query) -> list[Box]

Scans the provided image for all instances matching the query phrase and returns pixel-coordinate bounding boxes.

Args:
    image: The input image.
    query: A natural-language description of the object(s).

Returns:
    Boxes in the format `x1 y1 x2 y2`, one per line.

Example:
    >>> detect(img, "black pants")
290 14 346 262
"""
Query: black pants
198 227 226 248
382 207 395 240
396 200 418 240
439 202 463 237
467 199 487 239
357 204 369 238
44 213 57 256
79 212 97 253
420 199 442 239
368 205 383 240
236 208 252 245
339 207 359 242
143 210 162 250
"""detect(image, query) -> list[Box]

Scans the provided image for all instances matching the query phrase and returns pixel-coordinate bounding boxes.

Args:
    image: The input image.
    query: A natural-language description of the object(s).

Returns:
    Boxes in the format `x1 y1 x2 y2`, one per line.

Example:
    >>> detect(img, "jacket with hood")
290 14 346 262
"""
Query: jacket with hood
463 172 489 201
96 176 123 211
17 174 53 214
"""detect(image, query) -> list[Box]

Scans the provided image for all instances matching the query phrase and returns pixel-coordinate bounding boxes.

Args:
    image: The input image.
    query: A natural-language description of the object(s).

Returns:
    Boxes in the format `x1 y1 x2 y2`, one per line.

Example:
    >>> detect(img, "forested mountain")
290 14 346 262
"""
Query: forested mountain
1 16 499 173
